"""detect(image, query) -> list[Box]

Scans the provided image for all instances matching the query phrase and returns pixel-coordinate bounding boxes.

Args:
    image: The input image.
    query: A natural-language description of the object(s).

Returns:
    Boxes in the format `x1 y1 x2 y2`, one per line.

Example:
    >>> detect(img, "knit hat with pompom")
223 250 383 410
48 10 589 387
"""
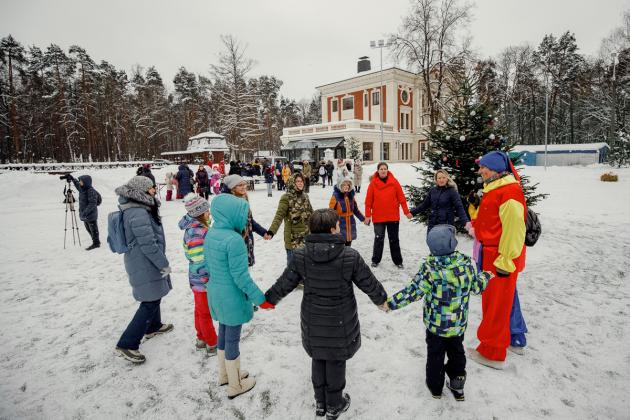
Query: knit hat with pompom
184 193 209 217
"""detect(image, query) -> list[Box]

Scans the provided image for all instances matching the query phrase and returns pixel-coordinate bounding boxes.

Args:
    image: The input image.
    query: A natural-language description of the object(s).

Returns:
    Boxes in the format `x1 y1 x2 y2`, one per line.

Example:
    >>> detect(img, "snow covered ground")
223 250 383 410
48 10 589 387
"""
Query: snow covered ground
1 163 629 419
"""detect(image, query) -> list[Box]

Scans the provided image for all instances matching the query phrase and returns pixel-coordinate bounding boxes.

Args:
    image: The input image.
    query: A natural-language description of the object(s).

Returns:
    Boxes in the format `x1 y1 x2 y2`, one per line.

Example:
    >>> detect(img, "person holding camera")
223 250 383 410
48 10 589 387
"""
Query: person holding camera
65 174 102 250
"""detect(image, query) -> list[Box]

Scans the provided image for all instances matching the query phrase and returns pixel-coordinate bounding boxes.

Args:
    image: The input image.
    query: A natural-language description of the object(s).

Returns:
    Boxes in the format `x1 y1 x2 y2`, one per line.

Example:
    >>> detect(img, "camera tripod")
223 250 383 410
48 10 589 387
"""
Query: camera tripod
63 180 82 249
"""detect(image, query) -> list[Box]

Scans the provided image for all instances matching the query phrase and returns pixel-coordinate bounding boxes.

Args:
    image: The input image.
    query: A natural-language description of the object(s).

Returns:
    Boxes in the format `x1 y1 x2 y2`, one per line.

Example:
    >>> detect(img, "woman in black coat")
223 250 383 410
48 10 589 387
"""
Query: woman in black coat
195 164 211 199
265 209 387 417
410 169 471 233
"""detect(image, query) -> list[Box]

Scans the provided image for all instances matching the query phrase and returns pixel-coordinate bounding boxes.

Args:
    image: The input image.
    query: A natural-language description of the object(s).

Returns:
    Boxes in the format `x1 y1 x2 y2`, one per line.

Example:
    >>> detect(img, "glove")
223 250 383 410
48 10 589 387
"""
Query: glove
160 266 172 278
259 301 275 310
495 268 510 278
465 222 475 238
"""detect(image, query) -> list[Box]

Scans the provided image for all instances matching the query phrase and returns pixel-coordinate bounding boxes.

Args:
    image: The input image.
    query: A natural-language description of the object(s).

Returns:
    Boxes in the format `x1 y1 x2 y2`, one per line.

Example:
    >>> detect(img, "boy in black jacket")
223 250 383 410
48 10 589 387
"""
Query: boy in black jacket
265 209 388 420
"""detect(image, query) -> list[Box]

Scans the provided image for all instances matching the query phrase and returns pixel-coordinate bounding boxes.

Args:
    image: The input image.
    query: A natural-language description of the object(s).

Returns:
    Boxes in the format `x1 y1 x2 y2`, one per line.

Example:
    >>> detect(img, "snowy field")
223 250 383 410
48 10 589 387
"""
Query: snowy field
1 162 629 420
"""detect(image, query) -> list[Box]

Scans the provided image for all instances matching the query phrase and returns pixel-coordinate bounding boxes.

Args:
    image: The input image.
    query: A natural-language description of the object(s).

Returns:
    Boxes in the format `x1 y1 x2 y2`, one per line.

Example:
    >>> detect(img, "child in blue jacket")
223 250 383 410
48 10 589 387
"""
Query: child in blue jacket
386 224 491 401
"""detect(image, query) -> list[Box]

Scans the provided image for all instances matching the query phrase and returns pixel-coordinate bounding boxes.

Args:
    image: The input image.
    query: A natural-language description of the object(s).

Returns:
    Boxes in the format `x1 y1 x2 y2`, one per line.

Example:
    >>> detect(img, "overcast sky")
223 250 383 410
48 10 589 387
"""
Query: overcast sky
2 0 628 101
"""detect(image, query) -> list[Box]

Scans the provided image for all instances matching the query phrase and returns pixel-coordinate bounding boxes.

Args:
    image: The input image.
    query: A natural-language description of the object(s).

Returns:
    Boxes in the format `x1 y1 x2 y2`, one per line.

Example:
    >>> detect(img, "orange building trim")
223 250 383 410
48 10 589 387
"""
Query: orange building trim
352 91 363 120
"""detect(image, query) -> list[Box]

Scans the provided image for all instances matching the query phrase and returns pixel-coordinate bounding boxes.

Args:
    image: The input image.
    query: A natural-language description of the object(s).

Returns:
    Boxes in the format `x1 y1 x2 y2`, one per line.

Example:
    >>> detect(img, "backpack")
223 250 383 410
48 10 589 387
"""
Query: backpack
95 190 102 206
107 206 129 254
524 207 541 247
319 166 326 176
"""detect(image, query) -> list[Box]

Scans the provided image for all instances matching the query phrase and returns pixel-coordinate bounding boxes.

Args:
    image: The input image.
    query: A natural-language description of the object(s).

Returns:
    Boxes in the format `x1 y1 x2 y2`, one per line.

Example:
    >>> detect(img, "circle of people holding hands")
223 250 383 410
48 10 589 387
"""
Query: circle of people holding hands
111 151 528 420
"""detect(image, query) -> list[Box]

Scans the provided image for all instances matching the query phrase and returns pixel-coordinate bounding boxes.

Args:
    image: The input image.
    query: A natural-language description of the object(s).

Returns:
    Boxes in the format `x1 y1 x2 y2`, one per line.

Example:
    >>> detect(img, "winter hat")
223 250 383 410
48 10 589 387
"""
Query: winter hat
223 174 246 190
478 151 509 173
426 224 458 256
126 175 154 193
184 193 209 217
337 177 353 189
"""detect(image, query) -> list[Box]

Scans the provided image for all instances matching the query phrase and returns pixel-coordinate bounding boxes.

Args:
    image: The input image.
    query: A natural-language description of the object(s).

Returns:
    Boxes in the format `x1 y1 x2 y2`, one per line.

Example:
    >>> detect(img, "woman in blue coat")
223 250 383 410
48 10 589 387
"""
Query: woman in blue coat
204 193 273 399
410 169 471 233
114 176 173 364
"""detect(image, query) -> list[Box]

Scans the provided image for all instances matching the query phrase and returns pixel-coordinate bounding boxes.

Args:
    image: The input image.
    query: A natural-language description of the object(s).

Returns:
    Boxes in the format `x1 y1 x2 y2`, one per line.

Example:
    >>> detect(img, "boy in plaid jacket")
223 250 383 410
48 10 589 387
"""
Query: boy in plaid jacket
387 224 491 401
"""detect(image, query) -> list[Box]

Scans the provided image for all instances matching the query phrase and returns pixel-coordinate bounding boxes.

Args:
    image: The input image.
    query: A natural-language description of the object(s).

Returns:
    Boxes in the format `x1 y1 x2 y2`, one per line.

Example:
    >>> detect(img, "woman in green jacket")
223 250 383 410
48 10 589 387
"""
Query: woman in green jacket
267 173 314 265
203 194 273 399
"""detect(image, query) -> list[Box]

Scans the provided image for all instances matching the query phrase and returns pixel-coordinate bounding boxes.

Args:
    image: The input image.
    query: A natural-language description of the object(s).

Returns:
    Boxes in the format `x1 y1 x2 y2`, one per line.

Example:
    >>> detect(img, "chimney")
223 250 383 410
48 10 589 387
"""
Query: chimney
357 56 371 73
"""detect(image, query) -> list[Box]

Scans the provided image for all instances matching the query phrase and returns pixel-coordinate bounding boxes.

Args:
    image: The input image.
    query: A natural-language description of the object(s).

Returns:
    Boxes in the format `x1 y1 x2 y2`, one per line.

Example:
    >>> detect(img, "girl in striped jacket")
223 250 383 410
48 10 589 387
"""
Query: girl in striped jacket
178 193 218 355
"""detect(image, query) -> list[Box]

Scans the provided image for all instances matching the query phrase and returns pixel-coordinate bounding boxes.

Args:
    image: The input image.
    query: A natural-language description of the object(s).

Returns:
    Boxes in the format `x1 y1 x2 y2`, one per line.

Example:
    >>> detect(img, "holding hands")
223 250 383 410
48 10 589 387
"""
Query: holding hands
259 301 275 310
465 221 475 238
378 302 391 313
364 217 371 226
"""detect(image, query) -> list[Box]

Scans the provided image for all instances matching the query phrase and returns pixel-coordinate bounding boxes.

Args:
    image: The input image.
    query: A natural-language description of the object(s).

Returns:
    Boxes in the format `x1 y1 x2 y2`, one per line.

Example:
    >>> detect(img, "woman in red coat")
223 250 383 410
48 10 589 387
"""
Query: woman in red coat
364 162 412 268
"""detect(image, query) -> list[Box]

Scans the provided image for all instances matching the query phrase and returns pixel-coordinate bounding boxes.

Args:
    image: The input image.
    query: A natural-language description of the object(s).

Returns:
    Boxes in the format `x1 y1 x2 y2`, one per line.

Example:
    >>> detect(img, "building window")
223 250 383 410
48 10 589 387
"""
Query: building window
342 97 354 111
364 93 368 107
372 91 380 106
331 99 338 113
419 141 427 160
402 143 410 160
383 142 390 160
400 112 411 130
401 90 409 104
362 142 373 161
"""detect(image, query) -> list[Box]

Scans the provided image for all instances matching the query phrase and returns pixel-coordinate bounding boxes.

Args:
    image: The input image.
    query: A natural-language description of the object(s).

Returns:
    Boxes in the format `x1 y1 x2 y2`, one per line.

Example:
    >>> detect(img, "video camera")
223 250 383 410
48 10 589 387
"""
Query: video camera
59 172 73 181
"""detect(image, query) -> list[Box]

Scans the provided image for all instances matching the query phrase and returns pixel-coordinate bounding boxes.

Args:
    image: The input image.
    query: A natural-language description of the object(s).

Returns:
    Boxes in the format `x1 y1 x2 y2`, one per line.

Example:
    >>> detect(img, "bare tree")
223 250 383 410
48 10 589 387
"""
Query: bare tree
210 35 260 158
393 0 473 133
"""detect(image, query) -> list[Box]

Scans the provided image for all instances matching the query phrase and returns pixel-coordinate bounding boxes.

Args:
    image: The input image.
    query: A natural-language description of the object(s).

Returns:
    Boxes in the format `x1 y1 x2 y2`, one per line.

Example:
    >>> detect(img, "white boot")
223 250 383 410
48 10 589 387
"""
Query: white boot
508 345 525 356
217 350 249 386
468 348 505 370
225 356 256 399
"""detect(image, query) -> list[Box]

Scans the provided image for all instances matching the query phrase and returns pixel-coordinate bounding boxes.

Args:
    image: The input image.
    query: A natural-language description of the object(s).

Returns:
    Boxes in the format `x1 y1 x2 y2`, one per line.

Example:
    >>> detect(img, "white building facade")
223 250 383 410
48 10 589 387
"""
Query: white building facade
281 68 430 163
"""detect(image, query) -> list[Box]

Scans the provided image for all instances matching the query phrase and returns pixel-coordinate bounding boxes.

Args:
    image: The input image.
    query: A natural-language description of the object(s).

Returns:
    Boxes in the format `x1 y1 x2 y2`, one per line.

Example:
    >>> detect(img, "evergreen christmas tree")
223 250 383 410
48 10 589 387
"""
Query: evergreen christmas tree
344 136 362 160
406 78 547 228
609 130 630 167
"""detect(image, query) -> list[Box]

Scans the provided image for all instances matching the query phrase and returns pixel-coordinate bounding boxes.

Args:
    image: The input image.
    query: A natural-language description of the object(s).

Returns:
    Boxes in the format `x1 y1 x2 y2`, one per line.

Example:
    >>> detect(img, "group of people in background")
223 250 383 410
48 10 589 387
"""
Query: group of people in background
99 151 529 420
163 163 223 201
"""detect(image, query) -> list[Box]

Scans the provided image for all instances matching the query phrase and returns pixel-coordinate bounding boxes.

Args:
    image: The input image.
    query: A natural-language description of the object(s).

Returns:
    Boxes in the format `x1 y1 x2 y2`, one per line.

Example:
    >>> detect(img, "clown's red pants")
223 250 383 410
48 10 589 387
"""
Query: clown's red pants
476 272 517 361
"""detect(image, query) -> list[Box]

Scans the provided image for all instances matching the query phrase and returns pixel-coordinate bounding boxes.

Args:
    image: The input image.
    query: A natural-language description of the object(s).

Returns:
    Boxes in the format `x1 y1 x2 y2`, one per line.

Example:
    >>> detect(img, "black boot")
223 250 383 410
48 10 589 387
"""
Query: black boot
86 243 100 251
326 393 351 420
315 401 326 417
446 375 466 401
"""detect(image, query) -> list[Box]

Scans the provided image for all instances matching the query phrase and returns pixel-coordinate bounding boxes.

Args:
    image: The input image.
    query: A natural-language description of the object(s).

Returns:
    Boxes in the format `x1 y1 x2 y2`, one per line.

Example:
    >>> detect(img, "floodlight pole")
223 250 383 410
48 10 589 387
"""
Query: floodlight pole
371 38 393 161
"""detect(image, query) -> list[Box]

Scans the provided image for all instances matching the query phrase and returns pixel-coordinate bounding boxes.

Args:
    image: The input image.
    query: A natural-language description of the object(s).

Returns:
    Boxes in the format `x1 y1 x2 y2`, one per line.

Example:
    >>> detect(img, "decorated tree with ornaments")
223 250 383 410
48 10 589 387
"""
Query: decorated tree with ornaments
406 77 547 228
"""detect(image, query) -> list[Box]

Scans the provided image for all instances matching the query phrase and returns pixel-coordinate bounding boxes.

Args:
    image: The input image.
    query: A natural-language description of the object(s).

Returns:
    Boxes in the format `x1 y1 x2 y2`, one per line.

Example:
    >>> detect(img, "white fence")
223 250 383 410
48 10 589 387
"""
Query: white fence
0 161 167 173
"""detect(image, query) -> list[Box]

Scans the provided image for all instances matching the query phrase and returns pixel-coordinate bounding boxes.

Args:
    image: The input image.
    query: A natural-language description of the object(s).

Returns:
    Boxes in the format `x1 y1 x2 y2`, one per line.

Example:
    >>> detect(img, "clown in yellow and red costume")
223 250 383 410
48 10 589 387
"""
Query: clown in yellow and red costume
472 151 527 366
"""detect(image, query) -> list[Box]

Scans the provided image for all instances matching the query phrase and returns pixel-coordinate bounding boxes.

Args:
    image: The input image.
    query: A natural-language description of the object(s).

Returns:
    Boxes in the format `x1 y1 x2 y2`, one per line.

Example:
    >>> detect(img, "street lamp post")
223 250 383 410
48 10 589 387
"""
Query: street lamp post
544 73 549 170
370 38 394 161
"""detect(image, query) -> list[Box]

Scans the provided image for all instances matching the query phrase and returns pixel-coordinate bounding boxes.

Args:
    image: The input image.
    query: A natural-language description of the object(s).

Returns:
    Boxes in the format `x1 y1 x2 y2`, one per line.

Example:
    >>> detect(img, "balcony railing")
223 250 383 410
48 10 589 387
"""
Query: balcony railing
282 119 395 137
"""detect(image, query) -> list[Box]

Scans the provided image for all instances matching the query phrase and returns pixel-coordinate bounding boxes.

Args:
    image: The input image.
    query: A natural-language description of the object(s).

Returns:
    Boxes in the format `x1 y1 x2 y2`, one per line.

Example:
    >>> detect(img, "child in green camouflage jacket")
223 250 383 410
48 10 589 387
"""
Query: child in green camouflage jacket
387 224 491 401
